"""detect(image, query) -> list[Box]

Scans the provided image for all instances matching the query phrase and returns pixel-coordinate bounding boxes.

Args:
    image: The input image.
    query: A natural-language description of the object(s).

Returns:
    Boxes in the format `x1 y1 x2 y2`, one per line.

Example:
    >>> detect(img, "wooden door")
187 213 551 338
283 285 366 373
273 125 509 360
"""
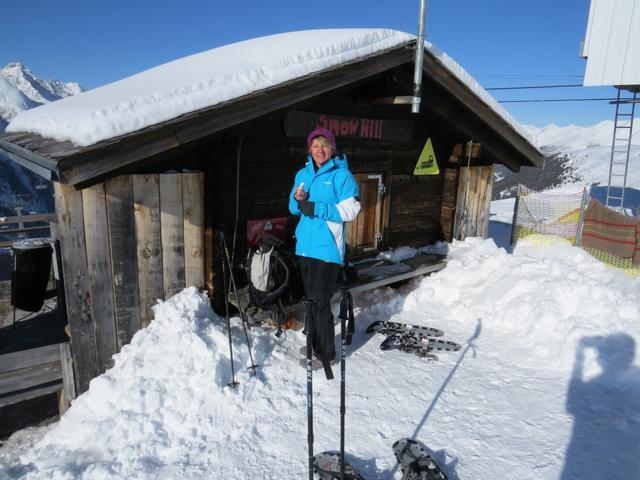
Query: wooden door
346 174 385 253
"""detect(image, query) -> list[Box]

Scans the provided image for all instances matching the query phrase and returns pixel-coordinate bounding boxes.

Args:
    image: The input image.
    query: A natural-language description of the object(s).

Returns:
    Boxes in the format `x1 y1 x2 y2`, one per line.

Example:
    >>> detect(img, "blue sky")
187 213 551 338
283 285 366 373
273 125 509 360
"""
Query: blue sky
3 0 617 127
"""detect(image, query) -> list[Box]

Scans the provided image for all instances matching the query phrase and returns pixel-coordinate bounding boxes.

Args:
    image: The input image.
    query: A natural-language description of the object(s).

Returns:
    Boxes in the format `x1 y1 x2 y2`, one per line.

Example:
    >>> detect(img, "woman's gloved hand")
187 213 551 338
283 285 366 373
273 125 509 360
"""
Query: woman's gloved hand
298 200 315 216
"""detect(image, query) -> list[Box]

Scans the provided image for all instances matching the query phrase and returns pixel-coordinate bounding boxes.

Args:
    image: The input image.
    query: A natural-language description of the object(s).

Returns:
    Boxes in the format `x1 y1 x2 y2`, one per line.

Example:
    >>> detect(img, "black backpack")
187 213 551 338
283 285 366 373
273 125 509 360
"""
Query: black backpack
245 235 302 334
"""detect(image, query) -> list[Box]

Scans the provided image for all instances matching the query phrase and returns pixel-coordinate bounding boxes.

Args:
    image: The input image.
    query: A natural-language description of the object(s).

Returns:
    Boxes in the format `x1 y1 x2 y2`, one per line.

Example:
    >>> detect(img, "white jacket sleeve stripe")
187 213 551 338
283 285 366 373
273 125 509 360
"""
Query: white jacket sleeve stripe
336 197 361 222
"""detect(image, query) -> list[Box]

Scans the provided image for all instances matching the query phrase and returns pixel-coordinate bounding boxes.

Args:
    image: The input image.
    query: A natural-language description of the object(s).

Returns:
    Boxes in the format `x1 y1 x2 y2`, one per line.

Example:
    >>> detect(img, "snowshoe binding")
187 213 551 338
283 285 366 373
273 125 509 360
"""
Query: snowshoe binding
392 438 447 480
313 451 366 479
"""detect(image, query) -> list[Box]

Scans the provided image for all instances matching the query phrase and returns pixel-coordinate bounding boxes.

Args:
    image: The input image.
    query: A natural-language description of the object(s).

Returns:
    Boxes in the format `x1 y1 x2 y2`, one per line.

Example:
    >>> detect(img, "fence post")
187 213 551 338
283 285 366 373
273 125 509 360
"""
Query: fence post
575 188 589 247
510 184 521 246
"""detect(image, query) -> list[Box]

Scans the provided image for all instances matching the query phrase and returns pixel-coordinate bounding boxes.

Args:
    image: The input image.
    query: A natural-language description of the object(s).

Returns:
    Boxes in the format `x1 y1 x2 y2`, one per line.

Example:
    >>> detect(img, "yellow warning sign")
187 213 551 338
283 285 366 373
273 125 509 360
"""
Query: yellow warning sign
413 138 439 176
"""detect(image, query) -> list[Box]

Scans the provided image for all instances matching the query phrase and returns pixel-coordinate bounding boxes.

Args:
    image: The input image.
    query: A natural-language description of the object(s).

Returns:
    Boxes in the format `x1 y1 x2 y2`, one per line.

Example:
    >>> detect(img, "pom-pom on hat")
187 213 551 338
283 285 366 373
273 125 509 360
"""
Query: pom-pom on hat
307 127 336 151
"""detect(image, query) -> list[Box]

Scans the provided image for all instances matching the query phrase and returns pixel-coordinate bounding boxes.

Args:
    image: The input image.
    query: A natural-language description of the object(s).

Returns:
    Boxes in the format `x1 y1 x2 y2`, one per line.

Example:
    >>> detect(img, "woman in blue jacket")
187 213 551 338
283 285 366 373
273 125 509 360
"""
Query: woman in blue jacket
289 127 361 368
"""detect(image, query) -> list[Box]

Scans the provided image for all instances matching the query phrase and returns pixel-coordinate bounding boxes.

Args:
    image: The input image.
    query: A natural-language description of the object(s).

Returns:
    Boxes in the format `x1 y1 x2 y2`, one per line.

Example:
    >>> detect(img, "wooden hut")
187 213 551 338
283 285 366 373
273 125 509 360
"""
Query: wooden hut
0 30 543 393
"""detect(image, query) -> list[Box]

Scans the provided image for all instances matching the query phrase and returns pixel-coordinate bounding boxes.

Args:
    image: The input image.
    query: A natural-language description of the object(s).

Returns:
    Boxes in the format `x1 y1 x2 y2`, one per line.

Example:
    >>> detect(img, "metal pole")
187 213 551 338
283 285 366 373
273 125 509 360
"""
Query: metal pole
338 287 349 480
411 0 428 114
510 184 521 246
219 234 238 388
303 298 315 480
219 230 258 373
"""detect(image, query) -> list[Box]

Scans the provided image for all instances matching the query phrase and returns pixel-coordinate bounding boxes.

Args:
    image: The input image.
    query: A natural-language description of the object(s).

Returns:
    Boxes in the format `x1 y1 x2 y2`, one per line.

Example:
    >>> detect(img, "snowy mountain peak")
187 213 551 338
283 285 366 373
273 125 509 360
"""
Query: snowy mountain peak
0 62 83 107
0 77 37 127
523 120 640 152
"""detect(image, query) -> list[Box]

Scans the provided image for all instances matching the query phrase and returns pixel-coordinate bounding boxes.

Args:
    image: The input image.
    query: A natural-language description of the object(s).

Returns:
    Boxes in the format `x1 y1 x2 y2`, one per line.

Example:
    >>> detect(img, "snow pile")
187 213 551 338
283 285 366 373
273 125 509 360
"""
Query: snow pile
11 289 238 478
2 239 640 479
437 238 639 371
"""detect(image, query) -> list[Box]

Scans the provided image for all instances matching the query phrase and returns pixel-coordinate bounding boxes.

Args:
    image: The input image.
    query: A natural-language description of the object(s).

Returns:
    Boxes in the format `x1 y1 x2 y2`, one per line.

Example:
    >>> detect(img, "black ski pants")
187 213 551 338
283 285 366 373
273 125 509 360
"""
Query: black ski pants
297 256 341 362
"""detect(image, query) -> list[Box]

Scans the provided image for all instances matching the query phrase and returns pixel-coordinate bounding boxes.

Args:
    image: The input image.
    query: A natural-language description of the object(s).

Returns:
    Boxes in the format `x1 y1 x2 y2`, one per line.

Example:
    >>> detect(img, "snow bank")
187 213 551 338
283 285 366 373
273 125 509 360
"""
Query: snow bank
16 288 237 478
406 238 640 373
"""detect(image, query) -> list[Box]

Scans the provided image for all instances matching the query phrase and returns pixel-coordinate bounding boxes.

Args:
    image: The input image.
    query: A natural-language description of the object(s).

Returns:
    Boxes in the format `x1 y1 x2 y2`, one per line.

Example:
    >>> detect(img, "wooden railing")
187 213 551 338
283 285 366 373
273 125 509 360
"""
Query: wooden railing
0 213 56 248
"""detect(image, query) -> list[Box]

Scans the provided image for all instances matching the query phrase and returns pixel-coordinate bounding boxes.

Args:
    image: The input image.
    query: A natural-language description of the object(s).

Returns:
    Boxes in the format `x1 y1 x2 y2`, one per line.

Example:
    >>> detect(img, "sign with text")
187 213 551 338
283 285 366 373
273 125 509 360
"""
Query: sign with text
413 137 439 176
284 111 413 143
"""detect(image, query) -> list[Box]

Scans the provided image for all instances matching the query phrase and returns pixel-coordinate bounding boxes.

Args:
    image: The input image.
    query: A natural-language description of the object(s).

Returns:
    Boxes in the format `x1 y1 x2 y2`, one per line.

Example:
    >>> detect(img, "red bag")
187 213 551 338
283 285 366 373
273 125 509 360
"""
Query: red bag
246 217 290 248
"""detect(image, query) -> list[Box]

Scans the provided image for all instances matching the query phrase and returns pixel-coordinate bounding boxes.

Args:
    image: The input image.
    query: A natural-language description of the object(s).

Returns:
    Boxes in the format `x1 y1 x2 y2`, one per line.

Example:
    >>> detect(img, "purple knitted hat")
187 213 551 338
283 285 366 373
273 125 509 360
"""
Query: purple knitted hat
307 127 336 151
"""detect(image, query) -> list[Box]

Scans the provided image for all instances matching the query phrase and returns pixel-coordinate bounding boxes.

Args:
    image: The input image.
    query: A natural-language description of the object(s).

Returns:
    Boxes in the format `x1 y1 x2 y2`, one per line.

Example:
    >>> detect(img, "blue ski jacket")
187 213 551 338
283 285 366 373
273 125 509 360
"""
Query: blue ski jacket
289 153 361 265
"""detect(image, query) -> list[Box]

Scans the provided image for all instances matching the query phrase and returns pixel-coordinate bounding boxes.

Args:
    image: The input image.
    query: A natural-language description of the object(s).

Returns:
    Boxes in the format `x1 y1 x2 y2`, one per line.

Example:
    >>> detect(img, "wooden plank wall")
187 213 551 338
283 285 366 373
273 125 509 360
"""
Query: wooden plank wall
160 175 186 299
83 184 117 372
106 176 141 349
133 174 164 328
55 172 205 393
453 165 494 240
207 116 446 257
387 173 444 247
183 174 205 289
440 168 459 242
54 182 98 393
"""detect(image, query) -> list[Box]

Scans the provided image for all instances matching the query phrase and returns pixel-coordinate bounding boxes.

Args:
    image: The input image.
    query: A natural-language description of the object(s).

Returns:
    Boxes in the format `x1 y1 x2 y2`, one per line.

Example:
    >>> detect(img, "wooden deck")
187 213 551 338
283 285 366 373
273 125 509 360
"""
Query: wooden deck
0 342 75 411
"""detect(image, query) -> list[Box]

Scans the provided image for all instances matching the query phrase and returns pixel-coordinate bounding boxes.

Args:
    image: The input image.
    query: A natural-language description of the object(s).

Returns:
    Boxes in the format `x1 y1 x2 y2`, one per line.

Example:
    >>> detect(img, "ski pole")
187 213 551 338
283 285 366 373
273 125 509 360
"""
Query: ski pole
303 297 315 480
219 234 238 388
219 230 259 373
338 287 350 480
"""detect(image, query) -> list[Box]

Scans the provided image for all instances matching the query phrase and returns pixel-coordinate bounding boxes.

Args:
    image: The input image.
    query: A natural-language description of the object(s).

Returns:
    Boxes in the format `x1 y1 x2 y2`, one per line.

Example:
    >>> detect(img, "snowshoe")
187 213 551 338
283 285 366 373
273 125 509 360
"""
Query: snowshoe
392 438 447 480
367 320 444 338
313 451 366 479
380 334 461 353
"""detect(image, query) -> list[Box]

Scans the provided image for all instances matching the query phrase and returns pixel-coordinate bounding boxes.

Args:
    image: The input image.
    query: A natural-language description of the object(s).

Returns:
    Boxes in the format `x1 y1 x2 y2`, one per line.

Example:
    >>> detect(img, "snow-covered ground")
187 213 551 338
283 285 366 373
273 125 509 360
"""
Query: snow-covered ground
2 236 639 479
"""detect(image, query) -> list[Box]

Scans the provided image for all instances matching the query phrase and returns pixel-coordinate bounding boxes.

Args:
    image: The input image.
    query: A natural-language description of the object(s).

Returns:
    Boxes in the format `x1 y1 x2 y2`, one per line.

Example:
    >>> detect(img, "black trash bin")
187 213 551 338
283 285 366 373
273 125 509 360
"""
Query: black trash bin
11 239 53 312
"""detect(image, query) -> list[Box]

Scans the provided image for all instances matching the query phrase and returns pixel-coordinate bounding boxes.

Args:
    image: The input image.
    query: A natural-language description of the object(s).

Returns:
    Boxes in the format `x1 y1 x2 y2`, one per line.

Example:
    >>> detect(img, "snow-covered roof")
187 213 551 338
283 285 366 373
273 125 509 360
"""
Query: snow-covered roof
581 0 640 86
6 28 534 148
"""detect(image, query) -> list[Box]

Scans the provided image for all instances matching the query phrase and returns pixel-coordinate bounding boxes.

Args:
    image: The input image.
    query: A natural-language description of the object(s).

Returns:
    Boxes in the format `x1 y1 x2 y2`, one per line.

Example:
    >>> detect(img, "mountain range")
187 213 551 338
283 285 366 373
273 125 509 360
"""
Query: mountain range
493 120 640 201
